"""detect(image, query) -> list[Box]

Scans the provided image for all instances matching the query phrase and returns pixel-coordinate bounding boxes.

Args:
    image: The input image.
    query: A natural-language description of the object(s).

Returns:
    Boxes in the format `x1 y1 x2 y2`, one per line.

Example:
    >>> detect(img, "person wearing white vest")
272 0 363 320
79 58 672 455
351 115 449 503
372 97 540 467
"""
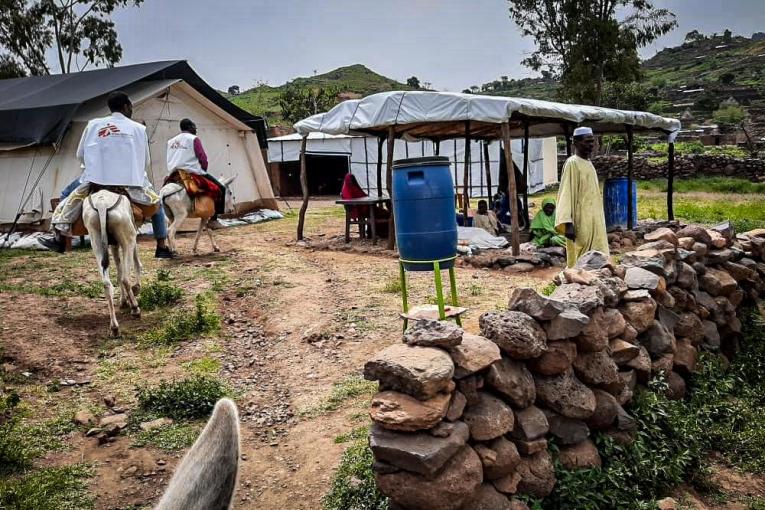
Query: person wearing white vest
40 91 175 258
166 118 226 217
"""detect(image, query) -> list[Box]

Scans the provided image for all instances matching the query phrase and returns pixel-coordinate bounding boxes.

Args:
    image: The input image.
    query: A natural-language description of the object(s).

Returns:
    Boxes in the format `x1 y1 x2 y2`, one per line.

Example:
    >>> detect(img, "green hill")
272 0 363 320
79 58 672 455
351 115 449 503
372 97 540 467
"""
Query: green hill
229 64 413 127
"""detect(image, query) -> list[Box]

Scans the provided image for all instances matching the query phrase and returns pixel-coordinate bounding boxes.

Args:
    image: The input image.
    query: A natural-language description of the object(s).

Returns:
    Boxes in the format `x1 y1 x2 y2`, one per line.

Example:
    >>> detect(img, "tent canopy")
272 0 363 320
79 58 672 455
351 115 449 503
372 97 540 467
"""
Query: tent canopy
294 91 681 141
0 60 268 148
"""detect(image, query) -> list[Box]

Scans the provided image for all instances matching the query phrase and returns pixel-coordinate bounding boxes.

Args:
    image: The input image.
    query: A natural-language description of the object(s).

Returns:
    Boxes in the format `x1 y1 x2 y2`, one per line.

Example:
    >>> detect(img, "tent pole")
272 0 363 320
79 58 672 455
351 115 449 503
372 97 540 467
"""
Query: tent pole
501 122 520 255
376 137 384 197
667 140 675 221
435 140 440 156
627 126 634 230
363 136 370 194
522 121 530 230
386 126 396 250
463 121 471 222
478 139 485 200
297 135 309 240
483 141 492 202
563 124 572 182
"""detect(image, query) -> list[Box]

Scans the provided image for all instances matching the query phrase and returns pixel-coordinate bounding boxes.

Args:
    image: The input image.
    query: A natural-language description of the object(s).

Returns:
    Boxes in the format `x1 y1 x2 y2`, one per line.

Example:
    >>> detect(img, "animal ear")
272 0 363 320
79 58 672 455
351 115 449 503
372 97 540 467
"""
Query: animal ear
155 399 240 510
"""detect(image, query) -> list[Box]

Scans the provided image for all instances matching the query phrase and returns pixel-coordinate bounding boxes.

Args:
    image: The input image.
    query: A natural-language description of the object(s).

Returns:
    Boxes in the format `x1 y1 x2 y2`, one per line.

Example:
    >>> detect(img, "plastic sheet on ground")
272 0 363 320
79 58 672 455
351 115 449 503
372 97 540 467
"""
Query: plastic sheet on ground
217 209 284 227
458 226 509 250
0 231 88 250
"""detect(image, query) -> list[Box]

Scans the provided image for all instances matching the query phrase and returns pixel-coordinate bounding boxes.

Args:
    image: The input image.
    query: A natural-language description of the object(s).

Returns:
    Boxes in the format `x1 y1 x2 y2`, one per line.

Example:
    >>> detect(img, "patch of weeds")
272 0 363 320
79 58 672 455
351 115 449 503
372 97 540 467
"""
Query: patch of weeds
300 376 378 418
468 282 484 296
335 425 369 444
137 375 231 421
321 440 389 510
132 423 200 451
0 280 103 298
139 292 221 346
539 281 557 296
138 269 183 311
380 277 402 294
0 464 94 510
182 357 221 376
743 496 765 510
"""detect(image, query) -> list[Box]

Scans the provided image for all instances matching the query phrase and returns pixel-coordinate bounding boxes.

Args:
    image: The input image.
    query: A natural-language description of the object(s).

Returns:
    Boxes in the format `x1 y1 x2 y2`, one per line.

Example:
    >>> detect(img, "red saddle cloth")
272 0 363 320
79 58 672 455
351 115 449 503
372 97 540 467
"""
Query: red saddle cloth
166 170 220 199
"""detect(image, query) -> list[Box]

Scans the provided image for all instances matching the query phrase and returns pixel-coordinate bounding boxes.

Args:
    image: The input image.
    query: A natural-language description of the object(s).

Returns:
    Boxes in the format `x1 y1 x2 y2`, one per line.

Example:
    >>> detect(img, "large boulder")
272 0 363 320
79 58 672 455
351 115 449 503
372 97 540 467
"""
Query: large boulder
639 320 676 356
458 484 513 510
624 267 662 291
573 350 620 387
644 227 678 246
535 370 596 420
558 439 602 470
665 371 687 400
701 320 721 350
625 345 651 383
609 339 640 364
621 250 666 276
676 262 698 290
674 313 704 345
603 308 627 339
543 409 590 445
551 284 604 315
544 308 590 340
479 311 547 359
449 333 502 378
370 391 451 432
576 307 609 352
365 344 454 400
507 288 565 321
707 249 734 265
529 340 577 376
594 277 628 308
515 451 556 498
673 338 698 375
376 445 483 510
485 358 536 408
404 320 463 348
369 422 470 476
574 251 611 271
463 393 515 441
585 389 619 430
700 268 738 297
474 436 521 480
446 391 468 422
676 225 712 245
619 298 657 334
510 405 549 441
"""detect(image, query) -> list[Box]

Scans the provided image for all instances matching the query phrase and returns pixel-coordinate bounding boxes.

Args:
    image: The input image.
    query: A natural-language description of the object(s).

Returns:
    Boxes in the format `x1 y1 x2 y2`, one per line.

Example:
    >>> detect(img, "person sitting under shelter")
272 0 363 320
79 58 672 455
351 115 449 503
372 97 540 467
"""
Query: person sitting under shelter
166 118 227 224
39 91 173 258
530 198 566 248
473 200 499 236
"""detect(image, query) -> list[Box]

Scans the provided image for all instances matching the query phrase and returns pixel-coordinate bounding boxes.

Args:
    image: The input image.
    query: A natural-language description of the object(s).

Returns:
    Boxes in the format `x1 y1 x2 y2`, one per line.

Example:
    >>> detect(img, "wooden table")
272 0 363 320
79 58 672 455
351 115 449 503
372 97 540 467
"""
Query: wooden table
335 196 390 244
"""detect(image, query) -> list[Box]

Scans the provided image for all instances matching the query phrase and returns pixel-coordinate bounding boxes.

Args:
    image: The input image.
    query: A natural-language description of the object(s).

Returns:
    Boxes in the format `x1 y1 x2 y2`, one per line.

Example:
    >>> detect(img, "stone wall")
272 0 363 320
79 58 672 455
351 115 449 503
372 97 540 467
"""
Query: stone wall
587 154 765 181
362 224 765 510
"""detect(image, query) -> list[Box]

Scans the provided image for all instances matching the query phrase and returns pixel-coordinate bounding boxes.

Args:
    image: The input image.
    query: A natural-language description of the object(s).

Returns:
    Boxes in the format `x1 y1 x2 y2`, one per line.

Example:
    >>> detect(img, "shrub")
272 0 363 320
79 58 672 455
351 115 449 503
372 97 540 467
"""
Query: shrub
138 269 183 311
140 292 220 345
0 464 94 510
136 375 231 421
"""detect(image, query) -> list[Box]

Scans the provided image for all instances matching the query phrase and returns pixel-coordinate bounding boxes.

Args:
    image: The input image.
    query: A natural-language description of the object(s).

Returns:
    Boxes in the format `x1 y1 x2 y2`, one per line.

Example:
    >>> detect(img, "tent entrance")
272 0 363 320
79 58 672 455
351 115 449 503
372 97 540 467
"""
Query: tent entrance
279 154 350 196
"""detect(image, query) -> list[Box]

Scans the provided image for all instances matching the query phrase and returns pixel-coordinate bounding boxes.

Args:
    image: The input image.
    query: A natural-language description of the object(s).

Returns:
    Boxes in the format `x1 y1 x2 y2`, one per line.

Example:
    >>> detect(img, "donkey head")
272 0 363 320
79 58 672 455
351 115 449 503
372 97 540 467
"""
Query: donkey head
220 174 238 214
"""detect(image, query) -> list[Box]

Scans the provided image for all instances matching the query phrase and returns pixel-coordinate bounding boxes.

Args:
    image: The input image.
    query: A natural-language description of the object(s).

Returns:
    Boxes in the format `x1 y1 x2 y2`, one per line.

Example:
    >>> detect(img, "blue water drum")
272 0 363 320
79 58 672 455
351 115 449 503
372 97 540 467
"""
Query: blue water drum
392 156 458 271
603 177 638 230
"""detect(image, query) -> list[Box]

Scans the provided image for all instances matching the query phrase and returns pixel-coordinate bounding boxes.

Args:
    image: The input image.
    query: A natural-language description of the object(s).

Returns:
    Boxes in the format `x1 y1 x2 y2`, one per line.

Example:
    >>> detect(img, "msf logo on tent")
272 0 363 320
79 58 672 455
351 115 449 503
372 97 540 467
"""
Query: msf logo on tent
98 124 121 138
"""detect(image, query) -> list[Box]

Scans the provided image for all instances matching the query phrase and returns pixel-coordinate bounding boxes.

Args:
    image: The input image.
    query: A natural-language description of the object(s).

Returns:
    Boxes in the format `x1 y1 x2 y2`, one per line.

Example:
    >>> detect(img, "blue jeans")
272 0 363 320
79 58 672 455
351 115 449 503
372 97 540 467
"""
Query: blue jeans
60 178 167 240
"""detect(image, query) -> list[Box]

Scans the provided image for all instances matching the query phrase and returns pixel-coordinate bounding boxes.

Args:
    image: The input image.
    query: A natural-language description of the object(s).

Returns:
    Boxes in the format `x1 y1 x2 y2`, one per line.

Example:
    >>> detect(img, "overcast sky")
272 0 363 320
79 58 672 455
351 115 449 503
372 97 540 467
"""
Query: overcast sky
107 0 765 92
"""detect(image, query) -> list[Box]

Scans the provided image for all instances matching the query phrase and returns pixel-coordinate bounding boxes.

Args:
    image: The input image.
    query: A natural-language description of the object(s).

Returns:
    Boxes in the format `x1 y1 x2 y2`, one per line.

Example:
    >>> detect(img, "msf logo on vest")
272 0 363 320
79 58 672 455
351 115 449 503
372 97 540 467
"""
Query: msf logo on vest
97 124 122 138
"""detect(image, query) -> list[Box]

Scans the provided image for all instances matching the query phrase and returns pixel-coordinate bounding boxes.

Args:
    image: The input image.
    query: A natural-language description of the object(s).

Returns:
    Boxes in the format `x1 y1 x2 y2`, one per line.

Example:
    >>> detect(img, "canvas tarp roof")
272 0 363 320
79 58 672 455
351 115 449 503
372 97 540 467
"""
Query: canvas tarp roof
267 132 554 196
0 60 268 148
294 91 681 140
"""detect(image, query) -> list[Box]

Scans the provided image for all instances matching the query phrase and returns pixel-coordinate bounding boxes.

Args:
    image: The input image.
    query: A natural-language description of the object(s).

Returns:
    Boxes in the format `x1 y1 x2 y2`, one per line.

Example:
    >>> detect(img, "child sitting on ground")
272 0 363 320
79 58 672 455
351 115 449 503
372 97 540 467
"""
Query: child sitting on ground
473 199 499 236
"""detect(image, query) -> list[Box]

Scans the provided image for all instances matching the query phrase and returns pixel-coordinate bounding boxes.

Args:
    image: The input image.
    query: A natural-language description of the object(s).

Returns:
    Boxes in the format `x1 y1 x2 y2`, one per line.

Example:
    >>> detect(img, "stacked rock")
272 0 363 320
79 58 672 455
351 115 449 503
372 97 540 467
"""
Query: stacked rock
364 225 765 509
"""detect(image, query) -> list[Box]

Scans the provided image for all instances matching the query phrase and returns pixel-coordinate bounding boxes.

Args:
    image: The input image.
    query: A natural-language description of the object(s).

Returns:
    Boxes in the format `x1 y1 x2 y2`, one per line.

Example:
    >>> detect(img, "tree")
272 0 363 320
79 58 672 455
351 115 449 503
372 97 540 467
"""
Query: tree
601 81 650 111
507 0 677 105
723 29 732 43
227 85 241 95
406 76 420 89
277 84 340 124
0 0 144 75
470 85 479 93
713 105 746 127
0 54 26 78
684 30 705 44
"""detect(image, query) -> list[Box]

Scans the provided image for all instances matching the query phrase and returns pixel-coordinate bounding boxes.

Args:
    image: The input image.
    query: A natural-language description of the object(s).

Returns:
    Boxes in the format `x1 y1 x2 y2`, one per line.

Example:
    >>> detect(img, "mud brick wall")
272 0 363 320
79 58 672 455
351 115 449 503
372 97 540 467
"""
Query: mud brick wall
362 224 765 510
591 154 765 181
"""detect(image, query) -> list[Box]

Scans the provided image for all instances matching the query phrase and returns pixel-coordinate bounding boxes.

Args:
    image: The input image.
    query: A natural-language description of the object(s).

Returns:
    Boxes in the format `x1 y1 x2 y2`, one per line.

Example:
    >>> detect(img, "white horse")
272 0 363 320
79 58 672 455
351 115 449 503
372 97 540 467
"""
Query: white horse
155 398 240 509
161 174 237 255
82 190 143 337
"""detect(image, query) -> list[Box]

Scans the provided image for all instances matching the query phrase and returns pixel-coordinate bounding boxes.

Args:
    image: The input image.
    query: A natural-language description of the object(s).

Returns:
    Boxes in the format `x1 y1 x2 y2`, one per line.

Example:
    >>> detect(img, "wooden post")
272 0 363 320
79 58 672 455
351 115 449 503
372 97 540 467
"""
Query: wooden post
296 135 309 240
386 126 396 250
667 140 675 221
483 141 492 201
462 121 471 222
376 137 384 197
627 126 634 230
363 136 370 194
522 121 530 229
562 124 572 182
501 122 520 255
435 140 440 155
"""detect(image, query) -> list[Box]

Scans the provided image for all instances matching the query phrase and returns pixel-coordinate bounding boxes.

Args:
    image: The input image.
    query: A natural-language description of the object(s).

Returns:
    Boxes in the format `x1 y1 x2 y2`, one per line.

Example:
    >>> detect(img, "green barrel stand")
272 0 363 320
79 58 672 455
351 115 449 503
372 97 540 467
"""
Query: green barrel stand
399 255 461 331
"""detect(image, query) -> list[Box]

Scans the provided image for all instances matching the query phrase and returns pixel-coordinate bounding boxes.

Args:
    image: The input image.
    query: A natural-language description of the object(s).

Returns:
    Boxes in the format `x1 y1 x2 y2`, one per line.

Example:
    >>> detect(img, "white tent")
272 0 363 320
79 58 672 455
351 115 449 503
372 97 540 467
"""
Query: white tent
0 61 277 226
268 132 558 197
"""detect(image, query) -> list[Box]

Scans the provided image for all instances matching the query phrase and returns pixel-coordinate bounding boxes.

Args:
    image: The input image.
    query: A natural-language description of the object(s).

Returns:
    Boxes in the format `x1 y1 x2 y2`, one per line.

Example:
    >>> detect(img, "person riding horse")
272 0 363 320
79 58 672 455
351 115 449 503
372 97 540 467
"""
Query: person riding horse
165 118 227 226
39 91 174 258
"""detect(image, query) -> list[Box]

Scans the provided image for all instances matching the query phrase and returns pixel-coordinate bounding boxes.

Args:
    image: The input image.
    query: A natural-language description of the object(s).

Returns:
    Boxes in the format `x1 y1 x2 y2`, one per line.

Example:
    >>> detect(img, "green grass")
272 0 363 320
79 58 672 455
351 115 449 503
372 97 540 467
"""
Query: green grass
539 282 558 297
182 357 221 376
300 375 378 418
137 269 183 311
139 292 221 346
136 375 232 421
380 278 402 294
638 177 765 194
132 423 200 451
0 464 94 510
0 280 103 298
334 425 370 444
638 194 765 232
321 440 389 510
468 283 484 297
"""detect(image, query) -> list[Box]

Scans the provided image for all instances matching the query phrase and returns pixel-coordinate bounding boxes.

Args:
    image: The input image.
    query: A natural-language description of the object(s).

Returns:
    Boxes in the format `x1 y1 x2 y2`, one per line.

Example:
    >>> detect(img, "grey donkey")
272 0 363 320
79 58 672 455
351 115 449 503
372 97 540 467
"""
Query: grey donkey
155 398 240 509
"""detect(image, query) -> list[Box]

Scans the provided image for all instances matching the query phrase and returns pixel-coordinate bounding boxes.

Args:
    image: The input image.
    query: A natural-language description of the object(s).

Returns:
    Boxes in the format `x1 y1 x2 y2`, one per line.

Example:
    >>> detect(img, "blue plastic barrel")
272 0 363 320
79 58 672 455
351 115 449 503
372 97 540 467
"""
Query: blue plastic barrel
603 177 638 230
392 156 458 271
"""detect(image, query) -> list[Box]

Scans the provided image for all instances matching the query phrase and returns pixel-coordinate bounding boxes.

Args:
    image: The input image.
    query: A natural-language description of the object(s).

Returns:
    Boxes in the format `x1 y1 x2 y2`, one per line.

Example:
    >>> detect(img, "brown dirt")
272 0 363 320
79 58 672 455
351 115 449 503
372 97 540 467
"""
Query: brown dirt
0 200 564 509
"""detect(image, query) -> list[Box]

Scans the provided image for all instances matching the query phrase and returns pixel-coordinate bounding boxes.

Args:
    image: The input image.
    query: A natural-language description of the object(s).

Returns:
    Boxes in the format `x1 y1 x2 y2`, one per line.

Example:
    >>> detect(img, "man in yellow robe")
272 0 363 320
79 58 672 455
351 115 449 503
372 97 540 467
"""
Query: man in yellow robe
554 127 609 267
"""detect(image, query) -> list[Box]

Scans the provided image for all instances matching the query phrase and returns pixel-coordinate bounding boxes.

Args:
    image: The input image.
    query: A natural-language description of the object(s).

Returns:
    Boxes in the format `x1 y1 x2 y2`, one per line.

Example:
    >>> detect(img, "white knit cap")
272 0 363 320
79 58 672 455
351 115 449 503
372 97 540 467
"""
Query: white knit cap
573 126 593 137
